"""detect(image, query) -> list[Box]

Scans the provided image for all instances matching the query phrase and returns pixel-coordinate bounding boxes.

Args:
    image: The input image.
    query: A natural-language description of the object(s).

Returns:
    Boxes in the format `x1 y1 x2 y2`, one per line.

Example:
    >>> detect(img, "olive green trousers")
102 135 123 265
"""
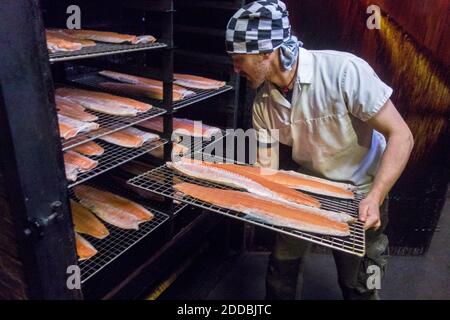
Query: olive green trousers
266 198 389 300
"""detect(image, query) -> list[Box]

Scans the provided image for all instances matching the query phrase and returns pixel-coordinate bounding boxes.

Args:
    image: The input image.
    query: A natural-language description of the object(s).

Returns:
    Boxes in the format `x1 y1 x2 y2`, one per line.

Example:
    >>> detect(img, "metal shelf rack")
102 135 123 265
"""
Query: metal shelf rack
127 162 366 257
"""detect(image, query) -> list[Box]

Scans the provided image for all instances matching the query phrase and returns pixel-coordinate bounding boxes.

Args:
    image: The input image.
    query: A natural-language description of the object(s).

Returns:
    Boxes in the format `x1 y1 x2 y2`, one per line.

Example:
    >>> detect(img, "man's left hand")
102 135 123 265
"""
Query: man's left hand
358 193 382 231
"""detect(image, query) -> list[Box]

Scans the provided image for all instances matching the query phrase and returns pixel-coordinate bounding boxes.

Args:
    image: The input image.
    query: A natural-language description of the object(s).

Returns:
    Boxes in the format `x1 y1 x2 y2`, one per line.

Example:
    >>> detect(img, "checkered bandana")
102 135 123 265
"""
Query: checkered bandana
226 0 302 70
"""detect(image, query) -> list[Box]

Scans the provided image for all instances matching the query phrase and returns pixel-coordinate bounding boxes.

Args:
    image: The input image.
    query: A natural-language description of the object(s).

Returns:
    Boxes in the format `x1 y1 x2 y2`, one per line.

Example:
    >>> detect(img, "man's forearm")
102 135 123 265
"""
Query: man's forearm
368 133 414 203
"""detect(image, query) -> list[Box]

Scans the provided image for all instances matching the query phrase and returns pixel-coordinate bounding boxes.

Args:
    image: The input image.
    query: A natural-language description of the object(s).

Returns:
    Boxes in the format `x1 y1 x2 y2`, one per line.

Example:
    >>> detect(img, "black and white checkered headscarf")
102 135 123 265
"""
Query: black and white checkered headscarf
226 0 302 70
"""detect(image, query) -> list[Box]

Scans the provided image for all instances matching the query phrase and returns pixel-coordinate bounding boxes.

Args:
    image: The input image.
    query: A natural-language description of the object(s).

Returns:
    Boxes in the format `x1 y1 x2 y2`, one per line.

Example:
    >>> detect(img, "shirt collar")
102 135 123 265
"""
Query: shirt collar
297 48 313 84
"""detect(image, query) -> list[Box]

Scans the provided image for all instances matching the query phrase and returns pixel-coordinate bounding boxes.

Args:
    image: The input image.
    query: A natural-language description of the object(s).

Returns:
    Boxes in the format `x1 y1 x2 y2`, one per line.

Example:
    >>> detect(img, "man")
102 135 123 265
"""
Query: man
226 0 414 299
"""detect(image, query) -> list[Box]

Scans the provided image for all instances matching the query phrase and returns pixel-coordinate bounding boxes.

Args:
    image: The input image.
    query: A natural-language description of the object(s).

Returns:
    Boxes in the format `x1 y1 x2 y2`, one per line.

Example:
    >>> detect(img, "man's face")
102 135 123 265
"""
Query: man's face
231 53 271 89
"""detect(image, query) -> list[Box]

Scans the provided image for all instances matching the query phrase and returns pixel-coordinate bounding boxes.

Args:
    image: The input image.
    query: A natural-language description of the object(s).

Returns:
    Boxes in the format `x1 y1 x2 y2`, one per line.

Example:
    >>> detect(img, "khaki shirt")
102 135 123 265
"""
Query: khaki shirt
253 48 393 192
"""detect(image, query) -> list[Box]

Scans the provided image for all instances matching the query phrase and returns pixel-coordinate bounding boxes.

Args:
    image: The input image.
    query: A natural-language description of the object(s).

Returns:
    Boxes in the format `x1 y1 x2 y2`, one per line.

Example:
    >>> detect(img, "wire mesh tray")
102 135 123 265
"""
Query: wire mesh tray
67 72 233 110
67 138 168 188
69 184 170 283
127 163 366 257
49 42 167 63
61 104 166 151
178 129 230 157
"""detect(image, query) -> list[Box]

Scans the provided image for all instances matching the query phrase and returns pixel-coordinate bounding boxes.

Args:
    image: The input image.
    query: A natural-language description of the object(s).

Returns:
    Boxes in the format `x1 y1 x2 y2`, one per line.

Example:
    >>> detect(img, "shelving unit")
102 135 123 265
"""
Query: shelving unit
67 138 167 188
66 71 233 111
49 42 167 63
0 0 240 299
69 185 170 283
61 106 167 150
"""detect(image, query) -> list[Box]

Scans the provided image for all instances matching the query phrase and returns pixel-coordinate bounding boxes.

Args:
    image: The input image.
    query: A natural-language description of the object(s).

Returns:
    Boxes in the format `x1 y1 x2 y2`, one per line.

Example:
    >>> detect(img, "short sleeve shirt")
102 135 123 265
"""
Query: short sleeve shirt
252 48 393 192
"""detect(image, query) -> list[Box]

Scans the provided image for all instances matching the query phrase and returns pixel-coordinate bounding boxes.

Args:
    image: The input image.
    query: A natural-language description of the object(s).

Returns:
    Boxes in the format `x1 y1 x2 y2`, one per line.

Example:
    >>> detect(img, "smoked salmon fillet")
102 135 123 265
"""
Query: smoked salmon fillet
98 70 196 100
231 166 355 199
75 233 97 261
72 141 104 156
74 185 154 230
60 29 137 44
46 30 96 47
174 73 226 90
64 151 98 172
56 87 151 115
99 127 160 148
58 114 99 140
65 162 79 182
56 96 98 122
168 159 320 208
71 200 109 239
133 35 156 44
139 116 221 139
98 82 184 101
168 160 355 223
46 32 82 53
174 183 350 236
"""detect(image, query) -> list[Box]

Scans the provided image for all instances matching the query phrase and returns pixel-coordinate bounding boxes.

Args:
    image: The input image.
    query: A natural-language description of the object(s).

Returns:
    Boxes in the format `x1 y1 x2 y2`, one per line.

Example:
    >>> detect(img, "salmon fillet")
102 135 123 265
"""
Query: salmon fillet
99 82 182 101
56 96 98 122
46 30 96 47
57 89 138 116
65 162 79 182
169 159 355 223
99 70 191 93
57 87 151 114
232 166 355 199
74 185 154 229
75 233 97 261
59 121 78 140
64 151 98 172
46 32 82 53
72 141 104 156
71 200 109 239
174 73 226 90
168 159 320 208
99 127 160 148
58 114 99 140
61 29 137 44
139 116 221 139
175 183 350 236
133 35 157 44
99 70 196 99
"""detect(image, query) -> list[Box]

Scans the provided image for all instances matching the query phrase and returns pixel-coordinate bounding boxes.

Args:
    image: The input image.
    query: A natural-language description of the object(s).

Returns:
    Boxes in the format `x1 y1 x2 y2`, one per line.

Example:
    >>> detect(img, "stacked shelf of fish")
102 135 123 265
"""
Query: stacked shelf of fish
45 27 233 273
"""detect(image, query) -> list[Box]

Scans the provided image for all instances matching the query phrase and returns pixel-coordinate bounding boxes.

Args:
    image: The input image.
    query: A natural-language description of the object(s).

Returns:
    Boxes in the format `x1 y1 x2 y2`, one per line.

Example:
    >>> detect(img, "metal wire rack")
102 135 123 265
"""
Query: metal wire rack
173 86 233 110
67 138 167 188
128 163 366 257
61 104 166 151
177 129 231 157
49 42 167 63
67 72 233 110
69 185 170 283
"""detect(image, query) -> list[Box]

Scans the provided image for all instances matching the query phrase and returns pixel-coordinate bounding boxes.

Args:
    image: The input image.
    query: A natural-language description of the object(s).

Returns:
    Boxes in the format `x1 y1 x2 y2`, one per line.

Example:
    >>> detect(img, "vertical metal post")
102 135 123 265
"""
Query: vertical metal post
0 0 81 299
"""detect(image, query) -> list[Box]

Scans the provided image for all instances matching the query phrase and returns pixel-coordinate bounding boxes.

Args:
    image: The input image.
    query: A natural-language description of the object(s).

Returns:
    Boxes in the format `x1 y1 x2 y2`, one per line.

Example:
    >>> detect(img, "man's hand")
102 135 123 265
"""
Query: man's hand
359 193 382 231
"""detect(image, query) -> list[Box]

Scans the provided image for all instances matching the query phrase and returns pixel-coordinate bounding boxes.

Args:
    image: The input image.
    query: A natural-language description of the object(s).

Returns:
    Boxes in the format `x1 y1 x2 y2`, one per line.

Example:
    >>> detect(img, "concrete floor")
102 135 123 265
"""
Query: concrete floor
160 191 450 300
